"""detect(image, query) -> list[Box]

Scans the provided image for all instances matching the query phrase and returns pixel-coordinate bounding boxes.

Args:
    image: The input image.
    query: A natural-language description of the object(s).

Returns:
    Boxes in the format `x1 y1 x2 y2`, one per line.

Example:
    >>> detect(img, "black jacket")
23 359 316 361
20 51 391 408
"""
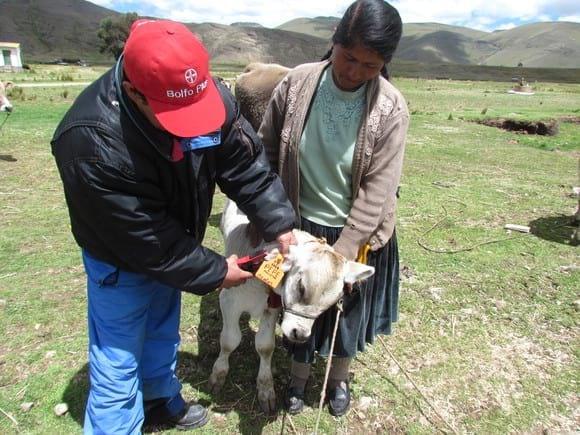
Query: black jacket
51 61 295 294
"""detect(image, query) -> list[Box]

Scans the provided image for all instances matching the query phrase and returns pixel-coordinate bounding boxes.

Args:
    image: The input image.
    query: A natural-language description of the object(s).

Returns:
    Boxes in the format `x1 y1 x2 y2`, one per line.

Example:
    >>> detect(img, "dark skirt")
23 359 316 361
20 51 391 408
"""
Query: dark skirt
286 217 400 363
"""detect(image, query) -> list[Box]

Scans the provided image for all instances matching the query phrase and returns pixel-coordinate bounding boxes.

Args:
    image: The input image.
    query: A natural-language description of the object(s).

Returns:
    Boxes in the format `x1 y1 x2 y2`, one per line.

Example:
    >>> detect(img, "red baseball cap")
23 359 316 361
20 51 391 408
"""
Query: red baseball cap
122 19 225 138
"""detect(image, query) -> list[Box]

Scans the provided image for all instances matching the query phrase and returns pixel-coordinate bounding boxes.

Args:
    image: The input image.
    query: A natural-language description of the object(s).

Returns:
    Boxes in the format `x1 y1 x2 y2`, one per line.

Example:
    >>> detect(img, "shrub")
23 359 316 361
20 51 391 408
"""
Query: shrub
8 86 25 101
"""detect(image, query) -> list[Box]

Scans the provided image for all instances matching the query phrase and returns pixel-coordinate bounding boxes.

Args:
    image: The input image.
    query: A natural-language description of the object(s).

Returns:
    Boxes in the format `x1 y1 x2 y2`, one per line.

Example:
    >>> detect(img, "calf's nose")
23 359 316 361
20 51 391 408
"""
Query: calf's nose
290 327 309 343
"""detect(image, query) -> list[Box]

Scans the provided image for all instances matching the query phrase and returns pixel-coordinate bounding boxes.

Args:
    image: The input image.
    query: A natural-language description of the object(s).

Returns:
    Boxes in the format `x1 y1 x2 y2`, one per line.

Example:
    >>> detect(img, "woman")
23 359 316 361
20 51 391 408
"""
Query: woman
258 0 408 417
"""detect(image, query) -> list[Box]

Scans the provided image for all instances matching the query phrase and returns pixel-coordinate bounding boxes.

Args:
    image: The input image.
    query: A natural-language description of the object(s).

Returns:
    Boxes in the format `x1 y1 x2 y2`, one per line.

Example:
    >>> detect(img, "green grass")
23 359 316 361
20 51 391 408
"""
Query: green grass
1 65 110 83
391 61 580 84
0 73 578 434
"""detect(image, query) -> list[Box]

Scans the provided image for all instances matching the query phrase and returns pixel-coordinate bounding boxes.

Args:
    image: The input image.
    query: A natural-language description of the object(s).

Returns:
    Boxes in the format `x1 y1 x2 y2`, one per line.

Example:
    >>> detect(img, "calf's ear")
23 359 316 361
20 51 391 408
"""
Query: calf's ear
265 247 280 261
265 246 294 272
5 81 14 90
343 262 375 284
280 245 298 272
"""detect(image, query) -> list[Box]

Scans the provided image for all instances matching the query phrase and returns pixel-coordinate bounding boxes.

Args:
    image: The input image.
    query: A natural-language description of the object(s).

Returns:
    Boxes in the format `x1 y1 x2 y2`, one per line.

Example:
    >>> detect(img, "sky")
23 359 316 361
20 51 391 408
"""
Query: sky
87 0 580 31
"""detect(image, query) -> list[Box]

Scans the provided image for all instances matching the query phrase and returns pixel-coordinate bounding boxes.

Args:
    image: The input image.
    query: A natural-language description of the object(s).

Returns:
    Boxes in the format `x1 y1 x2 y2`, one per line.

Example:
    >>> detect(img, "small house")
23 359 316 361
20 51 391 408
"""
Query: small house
0 42 23 72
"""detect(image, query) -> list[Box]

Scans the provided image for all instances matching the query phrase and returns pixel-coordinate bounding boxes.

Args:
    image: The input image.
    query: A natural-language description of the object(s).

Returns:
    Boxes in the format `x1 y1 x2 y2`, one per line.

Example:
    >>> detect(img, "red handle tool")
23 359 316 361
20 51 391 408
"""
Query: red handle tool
236 250 267 274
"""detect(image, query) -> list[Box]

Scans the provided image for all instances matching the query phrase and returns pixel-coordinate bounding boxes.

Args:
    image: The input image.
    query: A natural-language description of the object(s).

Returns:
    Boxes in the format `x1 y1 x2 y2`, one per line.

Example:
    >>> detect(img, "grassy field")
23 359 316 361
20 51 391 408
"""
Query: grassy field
0 65 110 83
0 67 578 434
6 59 580 85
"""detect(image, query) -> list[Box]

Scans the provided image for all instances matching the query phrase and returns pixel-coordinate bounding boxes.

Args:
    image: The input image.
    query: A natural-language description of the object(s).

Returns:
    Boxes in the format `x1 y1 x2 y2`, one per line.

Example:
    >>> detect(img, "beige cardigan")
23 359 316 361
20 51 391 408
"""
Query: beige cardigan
258 60 409 260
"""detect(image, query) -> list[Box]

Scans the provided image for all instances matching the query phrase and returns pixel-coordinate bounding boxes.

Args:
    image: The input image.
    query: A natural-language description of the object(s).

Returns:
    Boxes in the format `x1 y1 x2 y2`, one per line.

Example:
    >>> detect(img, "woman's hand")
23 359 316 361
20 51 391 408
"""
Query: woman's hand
276 230 297 256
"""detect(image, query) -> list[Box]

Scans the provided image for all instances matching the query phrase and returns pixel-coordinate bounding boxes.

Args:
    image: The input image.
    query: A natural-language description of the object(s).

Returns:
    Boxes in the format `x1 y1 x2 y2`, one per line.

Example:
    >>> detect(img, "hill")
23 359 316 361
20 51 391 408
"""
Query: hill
0 0 329 67
230 22 263 28
402 22 489 40
1 0 579 73
480 22 580 68
277 16 339 40
187 23 329 67
0 0 119 63
278 17 580 68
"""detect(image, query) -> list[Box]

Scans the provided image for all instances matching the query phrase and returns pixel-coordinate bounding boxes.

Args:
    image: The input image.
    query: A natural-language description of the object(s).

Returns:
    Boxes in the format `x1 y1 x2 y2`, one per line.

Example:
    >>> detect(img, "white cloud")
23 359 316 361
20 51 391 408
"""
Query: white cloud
391 0 557 25
88 0 114 6
495 22 518 30
558 15 580 22
100 0 353 28
86 0 580 30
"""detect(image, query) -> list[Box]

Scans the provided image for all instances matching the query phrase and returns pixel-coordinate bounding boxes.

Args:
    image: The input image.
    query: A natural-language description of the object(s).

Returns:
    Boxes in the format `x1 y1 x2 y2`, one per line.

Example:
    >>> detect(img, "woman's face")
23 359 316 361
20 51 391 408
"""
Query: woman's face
331 42 385 91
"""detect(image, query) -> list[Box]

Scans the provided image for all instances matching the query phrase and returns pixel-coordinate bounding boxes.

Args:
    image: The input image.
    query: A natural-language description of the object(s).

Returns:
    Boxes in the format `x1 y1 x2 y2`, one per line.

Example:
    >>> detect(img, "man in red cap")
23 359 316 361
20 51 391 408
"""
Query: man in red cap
51 19 296 433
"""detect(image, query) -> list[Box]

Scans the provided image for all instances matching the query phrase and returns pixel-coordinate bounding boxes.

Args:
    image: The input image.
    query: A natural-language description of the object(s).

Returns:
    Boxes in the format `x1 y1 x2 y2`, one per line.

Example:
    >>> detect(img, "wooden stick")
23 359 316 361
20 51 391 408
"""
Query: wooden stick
417 205 524 254
286 413 297 433
0 406 18 427
314 301 343 434
504 224 531 233
418 236 519 254
378 336 458 435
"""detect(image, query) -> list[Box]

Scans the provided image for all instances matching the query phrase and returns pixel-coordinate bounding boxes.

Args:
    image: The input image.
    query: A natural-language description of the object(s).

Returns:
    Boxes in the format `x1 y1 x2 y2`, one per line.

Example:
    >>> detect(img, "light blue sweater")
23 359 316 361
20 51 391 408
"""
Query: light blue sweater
299 66 366 227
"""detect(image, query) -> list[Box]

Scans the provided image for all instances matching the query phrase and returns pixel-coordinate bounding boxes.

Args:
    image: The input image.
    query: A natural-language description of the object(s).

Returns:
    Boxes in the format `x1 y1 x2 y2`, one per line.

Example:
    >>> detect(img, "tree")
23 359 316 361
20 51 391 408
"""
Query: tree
97 12 139 60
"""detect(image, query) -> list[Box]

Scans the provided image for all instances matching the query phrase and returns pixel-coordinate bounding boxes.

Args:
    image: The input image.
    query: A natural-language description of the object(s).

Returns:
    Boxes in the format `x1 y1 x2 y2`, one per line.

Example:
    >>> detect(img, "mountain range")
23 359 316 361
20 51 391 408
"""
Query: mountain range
1 0 579 69
280 18 580 68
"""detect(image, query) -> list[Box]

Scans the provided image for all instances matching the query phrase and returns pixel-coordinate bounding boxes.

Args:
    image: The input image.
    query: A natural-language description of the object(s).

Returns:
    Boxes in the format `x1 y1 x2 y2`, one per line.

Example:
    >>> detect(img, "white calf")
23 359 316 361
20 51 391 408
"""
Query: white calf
0 81 14 113
209 200 374 413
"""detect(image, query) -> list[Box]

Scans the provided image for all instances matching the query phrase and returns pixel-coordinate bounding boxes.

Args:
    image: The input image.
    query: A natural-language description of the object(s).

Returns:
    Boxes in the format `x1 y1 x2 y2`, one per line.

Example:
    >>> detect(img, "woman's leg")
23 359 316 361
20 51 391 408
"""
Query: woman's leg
285 360 311 414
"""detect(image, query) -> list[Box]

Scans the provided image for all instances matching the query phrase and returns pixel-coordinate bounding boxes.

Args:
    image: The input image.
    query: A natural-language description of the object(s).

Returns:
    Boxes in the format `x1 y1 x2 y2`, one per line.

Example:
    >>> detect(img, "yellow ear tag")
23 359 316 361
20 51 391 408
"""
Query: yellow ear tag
255 253 285 288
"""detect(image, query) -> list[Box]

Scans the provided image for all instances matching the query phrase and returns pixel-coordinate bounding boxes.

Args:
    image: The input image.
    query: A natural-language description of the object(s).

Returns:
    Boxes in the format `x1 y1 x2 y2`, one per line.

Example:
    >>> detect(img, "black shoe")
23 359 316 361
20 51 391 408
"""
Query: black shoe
172 404 209 431
328 381 350 417
285 386 305 415
144 398 209 430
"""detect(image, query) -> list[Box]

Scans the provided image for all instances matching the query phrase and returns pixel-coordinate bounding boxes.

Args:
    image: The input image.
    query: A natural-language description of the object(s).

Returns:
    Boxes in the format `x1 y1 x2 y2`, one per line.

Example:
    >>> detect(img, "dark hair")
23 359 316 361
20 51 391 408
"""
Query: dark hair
321 0 403 79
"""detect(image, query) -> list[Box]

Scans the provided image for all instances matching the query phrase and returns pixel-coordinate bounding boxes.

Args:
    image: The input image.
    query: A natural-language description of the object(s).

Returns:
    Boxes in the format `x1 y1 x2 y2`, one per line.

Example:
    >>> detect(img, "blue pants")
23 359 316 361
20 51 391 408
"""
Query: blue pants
82 251 183 435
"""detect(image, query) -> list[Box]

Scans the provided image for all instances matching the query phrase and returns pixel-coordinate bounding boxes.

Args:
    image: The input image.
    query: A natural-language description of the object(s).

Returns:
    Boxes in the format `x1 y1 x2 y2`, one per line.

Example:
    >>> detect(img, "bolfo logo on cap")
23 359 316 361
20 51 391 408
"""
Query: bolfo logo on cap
166 67 208 99
184 68 197 84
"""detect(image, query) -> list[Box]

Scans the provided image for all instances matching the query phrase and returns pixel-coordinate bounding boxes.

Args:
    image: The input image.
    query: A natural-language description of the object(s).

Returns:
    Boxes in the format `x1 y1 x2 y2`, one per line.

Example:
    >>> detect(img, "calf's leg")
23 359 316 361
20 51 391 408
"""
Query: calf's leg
209 296 243 394
254 308 280 414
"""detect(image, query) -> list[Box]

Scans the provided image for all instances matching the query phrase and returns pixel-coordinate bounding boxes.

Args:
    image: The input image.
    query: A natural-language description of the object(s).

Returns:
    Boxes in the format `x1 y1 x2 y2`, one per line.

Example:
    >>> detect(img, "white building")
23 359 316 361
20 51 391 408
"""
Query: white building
0 42 23 72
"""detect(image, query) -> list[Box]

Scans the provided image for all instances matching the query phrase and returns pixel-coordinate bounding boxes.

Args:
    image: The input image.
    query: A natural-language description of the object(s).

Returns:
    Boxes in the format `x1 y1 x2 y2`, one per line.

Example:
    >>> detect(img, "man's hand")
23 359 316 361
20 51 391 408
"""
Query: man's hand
221 255 254 289
276 230 297 256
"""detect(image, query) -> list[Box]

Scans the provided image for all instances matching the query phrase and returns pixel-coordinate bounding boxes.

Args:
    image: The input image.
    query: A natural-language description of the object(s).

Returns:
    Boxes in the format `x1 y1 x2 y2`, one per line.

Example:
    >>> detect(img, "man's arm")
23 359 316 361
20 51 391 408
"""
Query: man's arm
55 132 229 294
215 88 296 244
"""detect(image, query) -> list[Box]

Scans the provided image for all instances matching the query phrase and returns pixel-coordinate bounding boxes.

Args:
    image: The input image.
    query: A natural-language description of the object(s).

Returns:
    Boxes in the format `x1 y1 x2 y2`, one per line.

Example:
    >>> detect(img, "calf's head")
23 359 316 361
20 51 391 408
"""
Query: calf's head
0 81 14 113
271 230 374 343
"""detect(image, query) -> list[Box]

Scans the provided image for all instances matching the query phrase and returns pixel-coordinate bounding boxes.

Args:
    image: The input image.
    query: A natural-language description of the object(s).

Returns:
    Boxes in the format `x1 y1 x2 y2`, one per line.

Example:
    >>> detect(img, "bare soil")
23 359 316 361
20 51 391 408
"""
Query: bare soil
477 118 560 135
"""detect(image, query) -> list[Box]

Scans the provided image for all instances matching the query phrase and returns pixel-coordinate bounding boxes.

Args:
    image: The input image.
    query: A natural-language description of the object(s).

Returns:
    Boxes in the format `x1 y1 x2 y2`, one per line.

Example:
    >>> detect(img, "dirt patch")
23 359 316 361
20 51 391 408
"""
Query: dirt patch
477 118 559 136
559 115 580 124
